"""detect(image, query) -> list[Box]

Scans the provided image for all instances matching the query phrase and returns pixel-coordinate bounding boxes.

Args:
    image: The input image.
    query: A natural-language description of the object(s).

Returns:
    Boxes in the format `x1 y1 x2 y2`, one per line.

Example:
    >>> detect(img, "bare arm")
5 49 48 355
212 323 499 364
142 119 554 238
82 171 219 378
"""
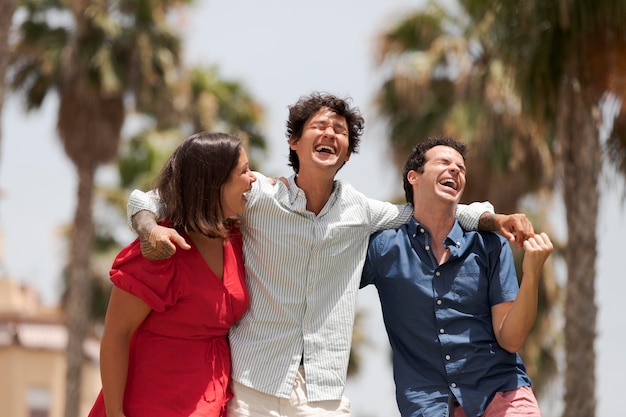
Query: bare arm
491 232 553 352
99 287 152 417
132 210 190 260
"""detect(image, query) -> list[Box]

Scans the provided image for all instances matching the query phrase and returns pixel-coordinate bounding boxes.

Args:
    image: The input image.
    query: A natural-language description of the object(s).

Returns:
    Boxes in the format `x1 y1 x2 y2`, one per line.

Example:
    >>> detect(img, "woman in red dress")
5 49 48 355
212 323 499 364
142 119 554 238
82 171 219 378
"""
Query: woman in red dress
88 132 256 417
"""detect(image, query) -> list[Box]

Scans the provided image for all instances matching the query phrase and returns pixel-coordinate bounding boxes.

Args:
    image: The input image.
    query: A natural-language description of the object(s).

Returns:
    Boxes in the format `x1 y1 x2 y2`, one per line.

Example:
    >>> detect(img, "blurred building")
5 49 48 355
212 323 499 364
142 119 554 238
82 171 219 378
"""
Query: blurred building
0 277 101 417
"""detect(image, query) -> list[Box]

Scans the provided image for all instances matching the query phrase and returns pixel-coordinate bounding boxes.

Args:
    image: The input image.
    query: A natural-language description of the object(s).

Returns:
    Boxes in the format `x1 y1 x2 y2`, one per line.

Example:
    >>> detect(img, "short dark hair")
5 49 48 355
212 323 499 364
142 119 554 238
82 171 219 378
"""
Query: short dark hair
155 131 243 237
402 136 467 204
286 92 365 173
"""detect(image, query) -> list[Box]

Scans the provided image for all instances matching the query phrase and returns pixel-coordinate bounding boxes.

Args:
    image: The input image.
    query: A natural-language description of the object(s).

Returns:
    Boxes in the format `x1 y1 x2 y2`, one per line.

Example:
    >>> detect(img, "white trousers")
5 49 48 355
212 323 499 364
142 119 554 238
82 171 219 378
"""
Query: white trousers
228 366 351 417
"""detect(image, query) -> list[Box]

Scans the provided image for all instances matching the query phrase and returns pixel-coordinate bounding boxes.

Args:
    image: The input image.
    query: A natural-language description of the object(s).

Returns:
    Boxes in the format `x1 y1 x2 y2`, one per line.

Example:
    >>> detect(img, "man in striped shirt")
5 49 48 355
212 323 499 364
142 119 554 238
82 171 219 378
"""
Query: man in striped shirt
127 92 533 416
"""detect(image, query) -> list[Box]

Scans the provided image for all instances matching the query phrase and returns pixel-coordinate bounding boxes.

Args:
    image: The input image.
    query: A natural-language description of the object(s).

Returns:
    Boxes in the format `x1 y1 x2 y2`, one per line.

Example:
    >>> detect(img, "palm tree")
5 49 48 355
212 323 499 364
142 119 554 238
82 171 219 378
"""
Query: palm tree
459 2 626 416
10 1 189 416
112 65 268 200
0 0 16 193
188 66 267 166
374 1 559 397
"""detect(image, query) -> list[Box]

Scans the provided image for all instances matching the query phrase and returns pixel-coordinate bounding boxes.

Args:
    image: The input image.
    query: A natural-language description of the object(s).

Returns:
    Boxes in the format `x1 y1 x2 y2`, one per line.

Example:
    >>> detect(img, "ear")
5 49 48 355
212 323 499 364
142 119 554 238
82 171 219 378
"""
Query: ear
288 136 298 150
407 170 419 185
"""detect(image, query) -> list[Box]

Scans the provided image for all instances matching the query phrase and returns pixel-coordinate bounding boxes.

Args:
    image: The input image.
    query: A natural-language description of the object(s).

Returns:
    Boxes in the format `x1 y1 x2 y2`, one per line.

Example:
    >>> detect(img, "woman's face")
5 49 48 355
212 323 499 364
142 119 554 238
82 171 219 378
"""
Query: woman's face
221 148 256 217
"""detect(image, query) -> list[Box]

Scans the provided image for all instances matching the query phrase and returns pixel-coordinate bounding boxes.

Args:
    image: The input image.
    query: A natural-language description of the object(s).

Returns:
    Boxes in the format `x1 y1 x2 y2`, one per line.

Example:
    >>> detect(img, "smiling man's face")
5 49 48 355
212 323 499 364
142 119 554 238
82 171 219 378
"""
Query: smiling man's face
410 145 466 206
289 107 351 176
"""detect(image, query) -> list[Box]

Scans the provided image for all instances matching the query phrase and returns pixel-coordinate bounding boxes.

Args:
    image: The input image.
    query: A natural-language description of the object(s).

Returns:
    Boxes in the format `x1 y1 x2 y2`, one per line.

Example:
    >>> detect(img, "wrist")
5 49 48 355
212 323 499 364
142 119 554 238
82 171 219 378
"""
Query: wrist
132 210 158 235
477 213 499 232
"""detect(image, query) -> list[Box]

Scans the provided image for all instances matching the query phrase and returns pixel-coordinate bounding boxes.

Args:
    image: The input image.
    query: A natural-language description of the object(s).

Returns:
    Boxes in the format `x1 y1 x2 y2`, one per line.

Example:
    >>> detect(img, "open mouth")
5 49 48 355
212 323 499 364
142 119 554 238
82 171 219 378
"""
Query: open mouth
439 178 458 190
315 145 336 155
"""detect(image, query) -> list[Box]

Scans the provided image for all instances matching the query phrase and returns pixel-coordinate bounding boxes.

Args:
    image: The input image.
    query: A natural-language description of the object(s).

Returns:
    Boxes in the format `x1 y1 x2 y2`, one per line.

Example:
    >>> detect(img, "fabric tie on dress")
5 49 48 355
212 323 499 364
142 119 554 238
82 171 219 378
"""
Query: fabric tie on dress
203 337 230 403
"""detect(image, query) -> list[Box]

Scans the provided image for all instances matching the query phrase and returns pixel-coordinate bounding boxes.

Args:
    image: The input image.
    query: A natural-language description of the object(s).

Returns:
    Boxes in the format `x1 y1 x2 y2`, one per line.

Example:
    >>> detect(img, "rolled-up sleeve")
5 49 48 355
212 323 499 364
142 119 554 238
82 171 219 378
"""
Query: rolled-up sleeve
127 189 164 232
456 201 494 231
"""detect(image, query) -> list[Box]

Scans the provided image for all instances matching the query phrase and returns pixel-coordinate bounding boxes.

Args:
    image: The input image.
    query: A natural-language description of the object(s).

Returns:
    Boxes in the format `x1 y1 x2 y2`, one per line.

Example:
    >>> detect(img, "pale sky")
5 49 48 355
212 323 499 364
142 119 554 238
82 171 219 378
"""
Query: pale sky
1 1 624 416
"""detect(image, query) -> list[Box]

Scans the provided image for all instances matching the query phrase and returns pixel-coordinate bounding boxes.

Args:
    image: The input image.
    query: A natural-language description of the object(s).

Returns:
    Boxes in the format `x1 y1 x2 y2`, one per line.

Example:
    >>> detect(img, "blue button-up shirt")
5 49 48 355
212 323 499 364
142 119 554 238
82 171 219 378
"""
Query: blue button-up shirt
361 218 532 417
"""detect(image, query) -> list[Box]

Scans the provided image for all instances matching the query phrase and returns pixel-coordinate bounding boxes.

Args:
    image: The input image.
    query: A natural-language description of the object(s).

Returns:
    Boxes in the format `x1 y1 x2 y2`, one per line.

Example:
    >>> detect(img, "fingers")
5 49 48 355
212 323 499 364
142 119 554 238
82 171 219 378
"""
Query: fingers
513 215 535 248
498 213 535 249
522 232 553 255
270 176 289 188
139 225 189 260
171 233 192 250
521 232 553 278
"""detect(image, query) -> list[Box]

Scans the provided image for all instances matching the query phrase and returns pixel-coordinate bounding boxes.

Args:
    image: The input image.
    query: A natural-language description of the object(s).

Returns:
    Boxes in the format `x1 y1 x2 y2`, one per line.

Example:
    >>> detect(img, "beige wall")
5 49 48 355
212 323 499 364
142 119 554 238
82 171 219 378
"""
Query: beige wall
0 344 101 417
0 278 102 417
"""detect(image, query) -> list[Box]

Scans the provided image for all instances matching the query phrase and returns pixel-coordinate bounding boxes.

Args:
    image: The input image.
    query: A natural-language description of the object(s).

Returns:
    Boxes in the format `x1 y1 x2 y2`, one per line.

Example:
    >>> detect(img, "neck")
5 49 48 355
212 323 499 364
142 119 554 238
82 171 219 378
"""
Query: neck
413 201 457 264
294 171 336 215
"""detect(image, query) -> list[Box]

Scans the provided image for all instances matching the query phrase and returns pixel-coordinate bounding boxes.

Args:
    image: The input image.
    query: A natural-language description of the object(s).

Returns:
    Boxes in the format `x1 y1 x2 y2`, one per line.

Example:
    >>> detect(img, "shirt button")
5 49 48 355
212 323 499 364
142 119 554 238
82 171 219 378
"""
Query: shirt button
435 271 441 277
420 228 425 233
436 299 442 305
451 383 457 388
439 328 445 334
425 245 430 251
445 354 451 360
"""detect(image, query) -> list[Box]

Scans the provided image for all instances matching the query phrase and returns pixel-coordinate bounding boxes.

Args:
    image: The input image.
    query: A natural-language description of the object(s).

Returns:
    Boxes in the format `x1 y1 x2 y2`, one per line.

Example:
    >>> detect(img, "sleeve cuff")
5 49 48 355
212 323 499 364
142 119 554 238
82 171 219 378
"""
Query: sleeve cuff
127 189 161 232
456 201 494 231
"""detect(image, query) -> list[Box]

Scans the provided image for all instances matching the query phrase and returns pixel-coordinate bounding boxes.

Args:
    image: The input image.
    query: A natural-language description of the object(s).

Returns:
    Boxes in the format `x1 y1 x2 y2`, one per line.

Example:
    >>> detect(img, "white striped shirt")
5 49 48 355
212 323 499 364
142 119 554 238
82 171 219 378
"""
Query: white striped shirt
127 173 491 402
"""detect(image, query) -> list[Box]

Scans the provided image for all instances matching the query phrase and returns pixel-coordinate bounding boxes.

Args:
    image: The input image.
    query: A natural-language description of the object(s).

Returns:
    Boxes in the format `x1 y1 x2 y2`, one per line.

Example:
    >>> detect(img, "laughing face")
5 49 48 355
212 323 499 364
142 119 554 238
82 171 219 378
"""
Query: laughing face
410 145 466 205
220 148 257 218
289 107 351 175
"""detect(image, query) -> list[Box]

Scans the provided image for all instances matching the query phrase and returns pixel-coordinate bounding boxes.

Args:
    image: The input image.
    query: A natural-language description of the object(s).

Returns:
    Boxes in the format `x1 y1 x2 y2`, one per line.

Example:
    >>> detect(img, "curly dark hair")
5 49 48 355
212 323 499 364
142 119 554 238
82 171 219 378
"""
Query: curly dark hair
402 136 467 205
285 92 365 173
155 131 243 238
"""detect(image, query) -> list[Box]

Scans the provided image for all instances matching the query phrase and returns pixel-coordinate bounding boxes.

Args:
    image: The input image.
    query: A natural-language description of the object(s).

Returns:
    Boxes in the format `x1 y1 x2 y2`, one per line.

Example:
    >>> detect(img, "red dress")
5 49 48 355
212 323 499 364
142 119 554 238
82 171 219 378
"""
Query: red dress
88 227 248 417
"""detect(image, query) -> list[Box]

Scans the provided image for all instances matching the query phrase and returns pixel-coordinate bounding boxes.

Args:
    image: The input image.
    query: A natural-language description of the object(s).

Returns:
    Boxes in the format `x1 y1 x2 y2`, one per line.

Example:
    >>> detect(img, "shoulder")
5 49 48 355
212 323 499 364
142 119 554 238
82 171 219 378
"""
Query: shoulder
334 179 396 211
228 226 243 248
247 171 291 201
369 226 405 249
464 230 510 257
110 239 184 310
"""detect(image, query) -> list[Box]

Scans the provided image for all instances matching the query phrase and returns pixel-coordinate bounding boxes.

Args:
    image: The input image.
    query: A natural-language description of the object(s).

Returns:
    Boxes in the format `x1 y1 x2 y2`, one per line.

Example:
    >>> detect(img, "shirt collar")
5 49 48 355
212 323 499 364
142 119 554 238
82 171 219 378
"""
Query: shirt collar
286 174 301 205
286 174 342 216
408 217 465 251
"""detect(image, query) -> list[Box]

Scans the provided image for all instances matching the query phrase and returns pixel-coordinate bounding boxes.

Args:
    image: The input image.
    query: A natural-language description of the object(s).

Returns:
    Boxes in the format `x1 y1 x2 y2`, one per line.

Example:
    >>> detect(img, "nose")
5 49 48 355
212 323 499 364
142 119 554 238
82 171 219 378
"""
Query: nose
449 163 462 174
323 125 336 136
249 171 257 183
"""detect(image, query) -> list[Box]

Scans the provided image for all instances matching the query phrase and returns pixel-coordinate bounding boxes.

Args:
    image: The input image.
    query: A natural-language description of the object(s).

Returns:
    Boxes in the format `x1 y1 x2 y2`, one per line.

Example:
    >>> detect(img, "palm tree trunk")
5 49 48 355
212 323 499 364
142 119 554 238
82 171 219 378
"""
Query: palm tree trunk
0 0 16 173
64 164 96 417
558 69 599 417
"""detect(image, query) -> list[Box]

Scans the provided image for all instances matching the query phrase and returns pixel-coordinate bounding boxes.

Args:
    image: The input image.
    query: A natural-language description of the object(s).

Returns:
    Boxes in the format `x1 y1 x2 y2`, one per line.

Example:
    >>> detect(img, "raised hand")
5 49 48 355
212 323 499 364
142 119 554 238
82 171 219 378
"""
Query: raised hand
493 213 535 249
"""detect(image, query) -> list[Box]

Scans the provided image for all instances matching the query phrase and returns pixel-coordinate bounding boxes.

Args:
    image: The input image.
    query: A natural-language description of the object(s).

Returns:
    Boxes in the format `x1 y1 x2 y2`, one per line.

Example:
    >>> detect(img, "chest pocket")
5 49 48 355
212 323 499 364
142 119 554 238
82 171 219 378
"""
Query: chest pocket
451 264 491 313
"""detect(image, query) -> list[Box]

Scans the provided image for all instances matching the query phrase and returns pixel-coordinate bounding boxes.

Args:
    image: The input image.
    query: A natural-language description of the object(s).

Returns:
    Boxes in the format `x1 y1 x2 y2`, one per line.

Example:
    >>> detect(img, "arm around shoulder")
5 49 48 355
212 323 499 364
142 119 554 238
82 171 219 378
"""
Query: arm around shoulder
456 201 494 231
127 189 162 232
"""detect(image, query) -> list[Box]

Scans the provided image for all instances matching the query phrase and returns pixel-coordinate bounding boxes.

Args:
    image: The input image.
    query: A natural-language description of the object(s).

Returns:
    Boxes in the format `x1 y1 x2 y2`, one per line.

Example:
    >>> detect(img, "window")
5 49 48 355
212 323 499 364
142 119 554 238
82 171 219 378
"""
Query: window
27 387 51 417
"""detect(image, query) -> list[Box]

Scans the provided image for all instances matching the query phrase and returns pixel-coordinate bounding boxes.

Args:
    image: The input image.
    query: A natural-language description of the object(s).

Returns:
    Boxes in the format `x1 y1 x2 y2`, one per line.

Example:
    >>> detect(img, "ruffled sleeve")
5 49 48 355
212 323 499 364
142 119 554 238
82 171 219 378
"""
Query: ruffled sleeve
109 239 181 312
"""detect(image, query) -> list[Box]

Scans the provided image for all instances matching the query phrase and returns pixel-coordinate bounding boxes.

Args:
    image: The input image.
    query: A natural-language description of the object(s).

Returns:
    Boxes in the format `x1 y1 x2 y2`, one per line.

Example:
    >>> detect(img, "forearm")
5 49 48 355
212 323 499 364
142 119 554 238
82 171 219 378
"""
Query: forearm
495 275 541 352
100 332 131 417
478 213 499 231
132 210 158 240
127 189 162 233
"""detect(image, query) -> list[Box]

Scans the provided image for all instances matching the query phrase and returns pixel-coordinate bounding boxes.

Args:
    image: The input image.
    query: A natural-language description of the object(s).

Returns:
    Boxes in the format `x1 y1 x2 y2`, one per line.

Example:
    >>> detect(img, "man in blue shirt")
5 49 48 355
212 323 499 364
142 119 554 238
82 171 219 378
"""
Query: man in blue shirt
361 136 553 417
